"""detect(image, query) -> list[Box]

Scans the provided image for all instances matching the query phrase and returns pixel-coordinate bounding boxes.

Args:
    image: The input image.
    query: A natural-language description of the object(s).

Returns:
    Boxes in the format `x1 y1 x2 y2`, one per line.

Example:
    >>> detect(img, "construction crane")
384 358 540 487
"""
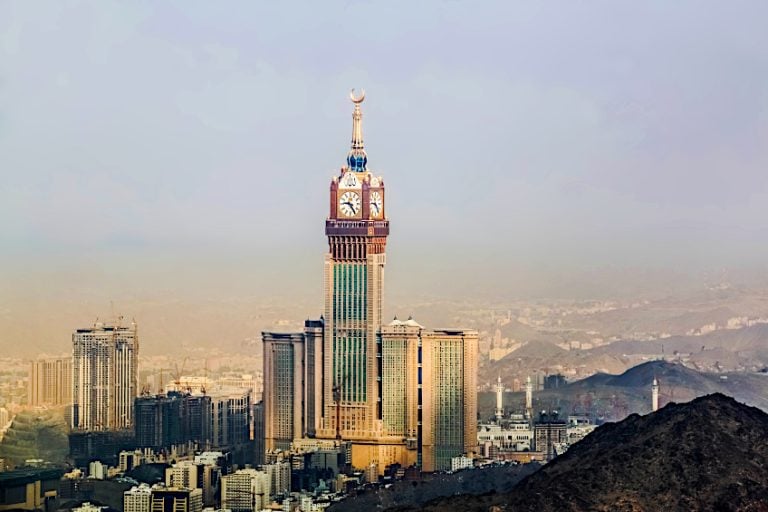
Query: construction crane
171 357 190 391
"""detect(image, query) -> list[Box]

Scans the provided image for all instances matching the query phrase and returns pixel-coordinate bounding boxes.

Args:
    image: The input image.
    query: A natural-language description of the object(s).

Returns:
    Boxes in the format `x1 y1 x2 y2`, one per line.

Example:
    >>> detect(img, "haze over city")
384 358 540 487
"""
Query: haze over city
3 1 768 306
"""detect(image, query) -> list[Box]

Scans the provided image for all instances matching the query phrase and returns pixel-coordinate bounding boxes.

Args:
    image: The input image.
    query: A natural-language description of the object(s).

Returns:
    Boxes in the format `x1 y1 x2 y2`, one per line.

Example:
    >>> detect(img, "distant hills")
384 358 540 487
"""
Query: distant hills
479 360 768 421
398 394 768 511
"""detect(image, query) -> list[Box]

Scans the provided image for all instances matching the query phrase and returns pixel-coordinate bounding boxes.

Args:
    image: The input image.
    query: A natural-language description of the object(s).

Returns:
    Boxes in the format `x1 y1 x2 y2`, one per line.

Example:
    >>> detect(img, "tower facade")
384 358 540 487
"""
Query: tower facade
260 92 479 474
420 329 479 472
29 356 72 407
319 91 389 442
72 319 138 430
262 331 305 452
652 377 659 412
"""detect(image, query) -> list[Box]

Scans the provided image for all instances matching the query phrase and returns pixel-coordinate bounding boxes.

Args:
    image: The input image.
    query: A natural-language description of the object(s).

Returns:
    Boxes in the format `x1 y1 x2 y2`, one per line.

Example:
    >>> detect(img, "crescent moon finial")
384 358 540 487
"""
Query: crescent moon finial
350 88 365 104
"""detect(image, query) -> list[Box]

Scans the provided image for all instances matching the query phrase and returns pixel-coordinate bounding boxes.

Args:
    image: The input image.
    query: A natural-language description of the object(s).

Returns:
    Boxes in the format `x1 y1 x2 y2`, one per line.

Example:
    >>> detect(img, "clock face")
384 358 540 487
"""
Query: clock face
339 191 361 217
369 191 383 217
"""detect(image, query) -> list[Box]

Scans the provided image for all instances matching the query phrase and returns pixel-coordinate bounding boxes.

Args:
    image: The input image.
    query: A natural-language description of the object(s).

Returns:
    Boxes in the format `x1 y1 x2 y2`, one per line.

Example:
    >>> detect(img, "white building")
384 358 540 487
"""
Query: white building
263 461 290 497
166 461 199 490
88 461 106 480
166 461 218 507
73 503 107 512
124 484 152 512
477 421 534 452
450 456 474 472
194 452 225 466
221 468 271 512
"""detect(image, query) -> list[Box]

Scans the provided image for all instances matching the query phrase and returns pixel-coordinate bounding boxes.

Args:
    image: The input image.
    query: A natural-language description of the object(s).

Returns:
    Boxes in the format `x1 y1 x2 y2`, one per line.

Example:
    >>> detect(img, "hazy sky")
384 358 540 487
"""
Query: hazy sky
2 1 768 304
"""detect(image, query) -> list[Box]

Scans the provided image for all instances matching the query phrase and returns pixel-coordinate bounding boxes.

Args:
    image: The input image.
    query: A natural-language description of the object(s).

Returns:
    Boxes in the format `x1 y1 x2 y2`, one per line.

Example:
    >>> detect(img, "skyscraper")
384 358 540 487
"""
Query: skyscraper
319 90 389 446
71 319 138 430
261 92 478 474
209 388 252 464
262 319 322 453
29 357 72 407
262 331 305 452
134 393 183 450
420 329 478 472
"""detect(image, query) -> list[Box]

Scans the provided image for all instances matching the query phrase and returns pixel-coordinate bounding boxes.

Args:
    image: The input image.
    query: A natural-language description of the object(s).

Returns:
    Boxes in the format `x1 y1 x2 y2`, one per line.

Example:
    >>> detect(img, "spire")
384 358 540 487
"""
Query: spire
347 89 368 172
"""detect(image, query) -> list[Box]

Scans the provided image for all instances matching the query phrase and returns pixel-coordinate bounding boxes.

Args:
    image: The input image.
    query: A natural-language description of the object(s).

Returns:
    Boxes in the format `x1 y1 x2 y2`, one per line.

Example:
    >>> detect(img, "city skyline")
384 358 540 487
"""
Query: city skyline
2 3 768 510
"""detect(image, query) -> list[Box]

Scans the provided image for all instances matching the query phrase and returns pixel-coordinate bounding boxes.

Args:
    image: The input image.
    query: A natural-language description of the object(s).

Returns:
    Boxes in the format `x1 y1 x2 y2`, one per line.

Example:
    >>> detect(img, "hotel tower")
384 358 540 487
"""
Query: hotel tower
263 92 477 474
319 90 388 444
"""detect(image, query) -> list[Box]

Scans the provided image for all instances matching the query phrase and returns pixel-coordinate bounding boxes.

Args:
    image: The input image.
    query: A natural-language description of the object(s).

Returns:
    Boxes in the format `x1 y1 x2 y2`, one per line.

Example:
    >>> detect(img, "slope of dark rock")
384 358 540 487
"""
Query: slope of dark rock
572 360 714 390
400 394 768 511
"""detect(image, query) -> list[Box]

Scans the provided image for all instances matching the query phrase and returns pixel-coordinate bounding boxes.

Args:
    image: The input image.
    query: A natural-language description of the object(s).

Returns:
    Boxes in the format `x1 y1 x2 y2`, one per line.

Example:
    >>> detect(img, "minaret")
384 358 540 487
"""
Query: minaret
525 375 533 420
495 376 503 421
652 377 659 412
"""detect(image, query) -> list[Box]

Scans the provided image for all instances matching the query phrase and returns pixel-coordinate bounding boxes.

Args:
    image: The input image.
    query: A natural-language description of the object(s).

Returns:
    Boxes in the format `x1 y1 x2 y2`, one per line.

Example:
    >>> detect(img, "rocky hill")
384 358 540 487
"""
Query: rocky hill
399 394 768 511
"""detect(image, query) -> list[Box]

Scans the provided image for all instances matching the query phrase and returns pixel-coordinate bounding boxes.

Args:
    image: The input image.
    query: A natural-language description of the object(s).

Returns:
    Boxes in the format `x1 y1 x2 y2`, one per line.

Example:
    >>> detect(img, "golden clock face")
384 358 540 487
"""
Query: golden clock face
369 191 383 217
339 191 361 217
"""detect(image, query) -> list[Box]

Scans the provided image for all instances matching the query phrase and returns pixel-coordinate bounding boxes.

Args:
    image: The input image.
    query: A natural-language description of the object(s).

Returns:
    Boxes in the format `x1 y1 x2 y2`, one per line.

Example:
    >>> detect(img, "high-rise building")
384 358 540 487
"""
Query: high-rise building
262 332 305 453
420 329 478 472
318 90 389 449
71 319 138 431
209 388 252 464
252 401 264 466
261 92 478 475
133 392 213 451
303 319 323 438
374 320 479 473
134 393 183 449
29 357 72 407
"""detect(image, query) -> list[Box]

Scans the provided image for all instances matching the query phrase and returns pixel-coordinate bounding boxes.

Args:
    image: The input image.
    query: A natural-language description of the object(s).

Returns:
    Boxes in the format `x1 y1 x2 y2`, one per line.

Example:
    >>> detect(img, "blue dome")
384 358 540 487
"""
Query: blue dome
347 152 367 172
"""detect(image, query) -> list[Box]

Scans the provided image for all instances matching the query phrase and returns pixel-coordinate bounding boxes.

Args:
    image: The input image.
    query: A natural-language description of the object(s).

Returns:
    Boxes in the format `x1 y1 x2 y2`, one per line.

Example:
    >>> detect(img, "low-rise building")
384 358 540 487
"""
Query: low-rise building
124 484 152 512
150 488 202 512
450 456 474 472
0 468 63 512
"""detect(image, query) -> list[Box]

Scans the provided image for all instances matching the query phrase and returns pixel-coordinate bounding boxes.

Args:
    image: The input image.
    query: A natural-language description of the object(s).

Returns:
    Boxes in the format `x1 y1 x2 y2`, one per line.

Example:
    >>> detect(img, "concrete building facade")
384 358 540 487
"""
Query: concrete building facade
71 320 138 431
28 357 72 407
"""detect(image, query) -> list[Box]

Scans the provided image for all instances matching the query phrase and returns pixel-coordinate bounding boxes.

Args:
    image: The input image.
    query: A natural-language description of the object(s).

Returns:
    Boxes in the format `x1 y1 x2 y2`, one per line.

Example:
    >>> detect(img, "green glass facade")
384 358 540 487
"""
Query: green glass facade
332 262 368 403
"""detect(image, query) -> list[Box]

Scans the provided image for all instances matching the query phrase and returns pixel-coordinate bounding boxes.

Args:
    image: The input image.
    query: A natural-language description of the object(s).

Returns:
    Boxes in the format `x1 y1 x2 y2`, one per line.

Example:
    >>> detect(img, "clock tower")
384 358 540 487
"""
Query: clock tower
320 90 389 444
